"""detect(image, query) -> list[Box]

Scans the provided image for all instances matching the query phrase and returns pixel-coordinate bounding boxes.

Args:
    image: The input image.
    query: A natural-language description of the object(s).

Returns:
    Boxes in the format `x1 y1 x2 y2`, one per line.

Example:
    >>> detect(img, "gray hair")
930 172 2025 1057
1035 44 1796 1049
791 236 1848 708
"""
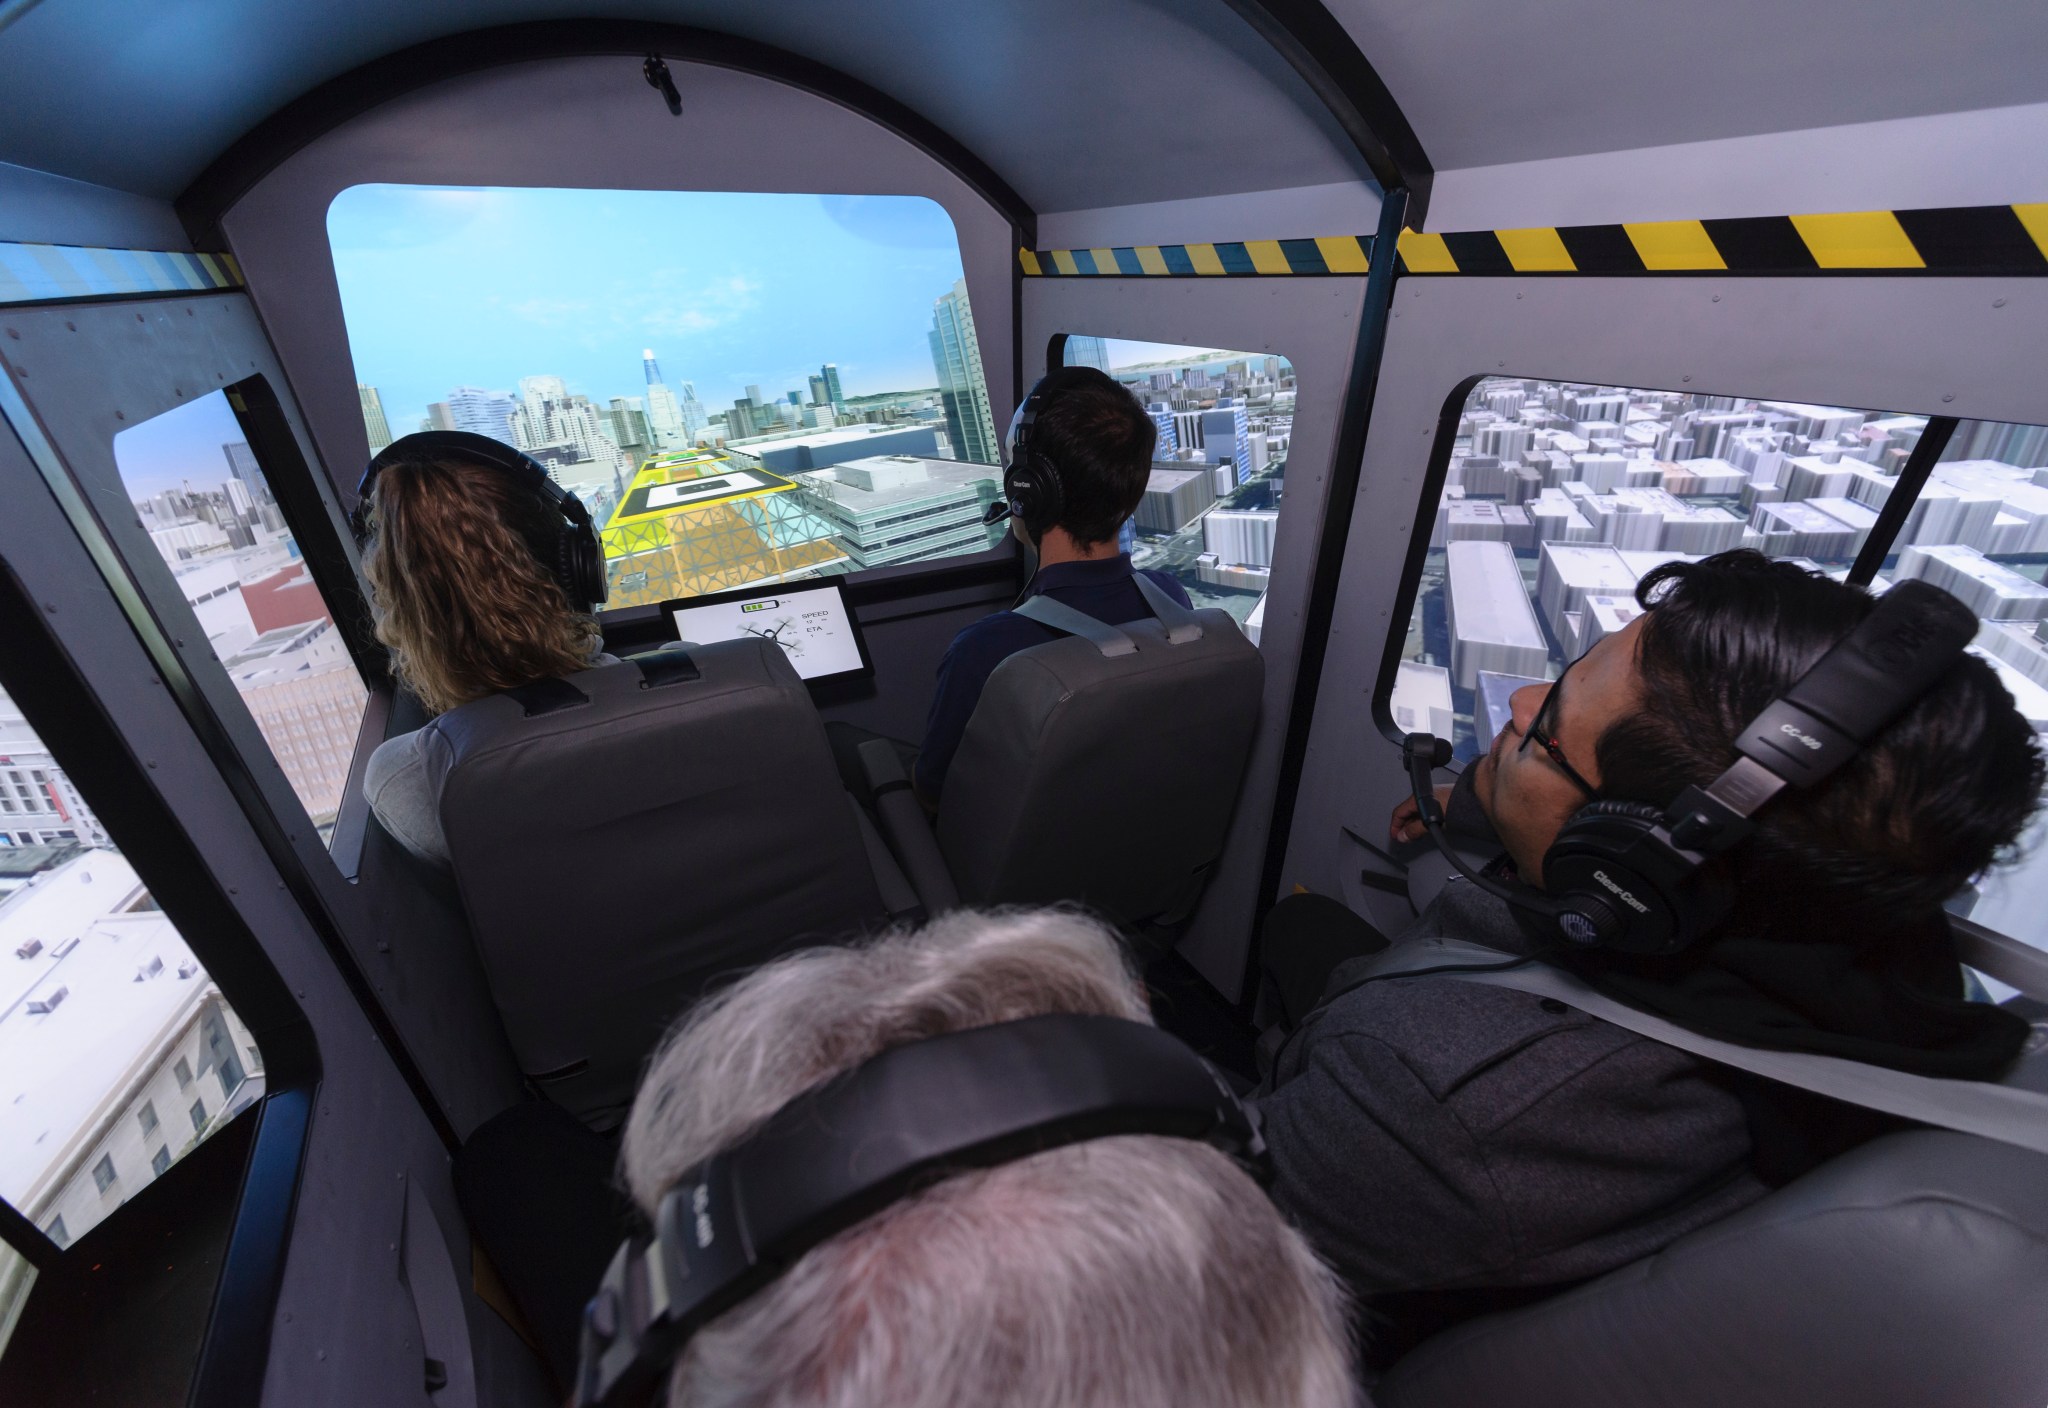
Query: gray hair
621 907 1359 1408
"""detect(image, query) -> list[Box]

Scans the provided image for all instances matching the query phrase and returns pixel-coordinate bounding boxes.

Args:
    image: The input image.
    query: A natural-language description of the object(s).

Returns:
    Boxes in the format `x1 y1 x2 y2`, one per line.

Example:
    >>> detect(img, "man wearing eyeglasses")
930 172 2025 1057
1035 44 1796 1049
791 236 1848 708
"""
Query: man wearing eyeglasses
1252 549 2042 1367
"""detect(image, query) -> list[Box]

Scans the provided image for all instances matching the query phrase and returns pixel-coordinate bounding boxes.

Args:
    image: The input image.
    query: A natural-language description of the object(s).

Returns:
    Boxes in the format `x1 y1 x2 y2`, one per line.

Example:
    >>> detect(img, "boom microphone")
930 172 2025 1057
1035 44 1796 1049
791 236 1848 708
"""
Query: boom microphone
1401 733 1572 932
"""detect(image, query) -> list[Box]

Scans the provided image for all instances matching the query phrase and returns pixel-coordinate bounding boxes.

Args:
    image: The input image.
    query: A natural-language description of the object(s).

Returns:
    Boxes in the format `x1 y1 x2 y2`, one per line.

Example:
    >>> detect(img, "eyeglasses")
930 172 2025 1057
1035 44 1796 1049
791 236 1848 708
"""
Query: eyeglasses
1520 655 1600 801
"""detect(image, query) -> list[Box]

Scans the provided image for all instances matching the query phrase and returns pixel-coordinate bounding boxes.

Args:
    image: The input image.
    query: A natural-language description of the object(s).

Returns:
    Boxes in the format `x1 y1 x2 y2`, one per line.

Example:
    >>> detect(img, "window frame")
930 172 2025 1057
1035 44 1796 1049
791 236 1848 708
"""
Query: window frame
1369 372 1970 746
2 368 324 1405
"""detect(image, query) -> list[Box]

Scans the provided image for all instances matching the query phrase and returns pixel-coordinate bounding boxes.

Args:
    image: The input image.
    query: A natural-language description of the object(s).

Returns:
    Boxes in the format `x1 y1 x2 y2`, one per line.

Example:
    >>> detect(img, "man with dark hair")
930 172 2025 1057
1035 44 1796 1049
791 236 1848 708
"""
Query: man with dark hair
1255 550 2044 1363
908 366 1190 804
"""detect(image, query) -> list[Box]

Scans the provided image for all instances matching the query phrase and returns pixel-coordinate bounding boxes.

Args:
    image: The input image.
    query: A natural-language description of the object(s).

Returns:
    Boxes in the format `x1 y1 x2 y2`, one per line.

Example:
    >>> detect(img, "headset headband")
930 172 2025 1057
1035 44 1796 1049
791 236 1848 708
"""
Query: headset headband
352 430 606 611
574 1013 1262 1407
1404 575 1980 953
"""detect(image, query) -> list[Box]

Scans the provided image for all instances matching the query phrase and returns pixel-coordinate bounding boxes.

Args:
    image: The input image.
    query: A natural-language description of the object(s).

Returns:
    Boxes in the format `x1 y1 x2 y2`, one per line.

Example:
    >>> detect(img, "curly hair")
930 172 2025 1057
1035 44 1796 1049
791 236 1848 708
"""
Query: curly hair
361 455 601 716
1596 550 2045 941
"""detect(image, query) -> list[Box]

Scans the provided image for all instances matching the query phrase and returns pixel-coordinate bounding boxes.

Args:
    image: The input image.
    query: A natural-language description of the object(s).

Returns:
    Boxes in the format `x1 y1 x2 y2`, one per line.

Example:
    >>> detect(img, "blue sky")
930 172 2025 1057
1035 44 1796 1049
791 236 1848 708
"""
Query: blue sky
327 187 971 434
112 390 248 500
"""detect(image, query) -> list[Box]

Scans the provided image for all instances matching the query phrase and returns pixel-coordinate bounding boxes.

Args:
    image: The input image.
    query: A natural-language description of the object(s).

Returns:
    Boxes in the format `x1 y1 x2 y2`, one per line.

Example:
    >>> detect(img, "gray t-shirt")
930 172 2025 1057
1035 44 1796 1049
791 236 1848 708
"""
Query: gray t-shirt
365 653 621 868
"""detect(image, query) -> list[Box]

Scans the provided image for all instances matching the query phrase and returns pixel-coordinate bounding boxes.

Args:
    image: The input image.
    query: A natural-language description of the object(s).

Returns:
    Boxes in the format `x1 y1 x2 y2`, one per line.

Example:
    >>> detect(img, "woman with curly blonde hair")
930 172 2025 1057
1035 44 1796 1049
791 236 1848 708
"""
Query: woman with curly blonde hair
359 433 609 866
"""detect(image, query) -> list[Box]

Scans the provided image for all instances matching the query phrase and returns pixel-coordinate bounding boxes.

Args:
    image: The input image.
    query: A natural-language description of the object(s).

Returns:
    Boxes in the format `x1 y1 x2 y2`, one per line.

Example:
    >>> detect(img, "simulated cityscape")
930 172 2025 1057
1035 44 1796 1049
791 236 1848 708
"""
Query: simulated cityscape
335 189 1295 617
1397 377 2048 942
112 392 369 841
0 685 264 1339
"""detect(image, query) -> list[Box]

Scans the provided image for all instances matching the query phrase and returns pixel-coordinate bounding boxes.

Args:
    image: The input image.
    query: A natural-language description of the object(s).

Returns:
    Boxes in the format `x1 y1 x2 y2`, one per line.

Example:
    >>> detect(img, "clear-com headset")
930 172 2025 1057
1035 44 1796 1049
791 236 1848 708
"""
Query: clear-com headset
982 368 1102 543
571 1013 1265 1407
351 431 608 613
1402 577 1979 956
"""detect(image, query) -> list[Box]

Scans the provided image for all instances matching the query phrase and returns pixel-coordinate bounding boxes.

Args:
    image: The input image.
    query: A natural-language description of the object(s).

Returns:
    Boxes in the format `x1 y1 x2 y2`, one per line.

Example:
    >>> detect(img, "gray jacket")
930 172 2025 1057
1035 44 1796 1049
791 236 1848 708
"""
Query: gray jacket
1258 881 1770 1355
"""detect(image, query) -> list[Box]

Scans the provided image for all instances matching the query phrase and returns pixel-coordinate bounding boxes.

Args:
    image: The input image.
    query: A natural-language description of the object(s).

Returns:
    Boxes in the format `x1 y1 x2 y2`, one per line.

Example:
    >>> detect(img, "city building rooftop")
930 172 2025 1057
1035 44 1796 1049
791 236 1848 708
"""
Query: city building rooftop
0 851 207 1206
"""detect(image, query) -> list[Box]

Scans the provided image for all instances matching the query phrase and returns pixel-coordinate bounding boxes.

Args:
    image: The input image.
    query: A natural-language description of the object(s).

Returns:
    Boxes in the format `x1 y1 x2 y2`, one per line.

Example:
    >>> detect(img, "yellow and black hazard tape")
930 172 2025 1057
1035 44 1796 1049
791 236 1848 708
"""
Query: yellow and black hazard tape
0 242 244 305
1018 236 1372 277
1021 205 2048 279
1396 203 2048 275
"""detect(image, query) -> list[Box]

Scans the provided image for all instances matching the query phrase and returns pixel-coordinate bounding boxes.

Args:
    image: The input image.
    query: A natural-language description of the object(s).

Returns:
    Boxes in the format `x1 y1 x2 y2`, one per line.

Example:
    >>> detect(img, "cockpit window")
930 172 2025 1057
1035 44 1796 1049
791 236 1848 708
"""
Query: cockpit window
1058 336 1293 643
1910 417 2048 950
327 186 1002 608
0 687 264 1345
112 391 370 847
1387 379 2048 971
1391 377 1932 761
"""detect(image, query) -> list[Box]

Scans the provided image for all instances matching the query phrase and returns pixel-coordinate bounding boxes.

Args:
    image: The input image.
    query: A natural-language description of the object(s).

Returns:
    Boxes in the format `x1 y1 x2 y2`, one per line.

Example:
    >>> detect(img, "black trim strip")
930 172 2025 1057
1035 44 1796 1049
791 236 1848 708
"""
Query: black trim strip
186 1087 313 1408
1245 189 1412 1012
0 1196 58 1269
1217 0 1433 224
0 362 458 1153
176 20 1035 248
1848 417 1959 586
1368 375 1486 744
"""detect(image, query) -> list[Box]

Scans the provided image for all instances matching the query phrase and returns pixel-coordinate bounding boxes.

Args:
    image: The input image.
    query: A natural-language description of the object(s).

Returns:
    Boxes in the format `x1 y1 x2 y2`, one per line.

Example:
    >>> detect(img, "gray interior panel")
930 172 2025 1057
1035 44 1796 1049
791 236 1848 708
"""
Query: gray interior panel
0 388 551 1408
1023 271 1367 998
0 292 526 1139
1284 274 2048 908
0 159 191 248
218 56 1018 522
0 0 1364 210
1322 0 2048 171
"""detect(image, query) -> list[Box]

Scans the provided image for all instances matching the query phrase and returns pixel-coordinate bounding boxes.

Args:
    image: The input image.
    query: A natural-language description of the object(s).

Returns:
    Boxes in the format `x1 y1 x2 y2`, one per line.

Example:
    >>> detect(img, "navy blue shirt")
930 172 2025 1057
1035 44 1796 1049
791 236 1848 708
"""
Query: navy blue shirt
915 554 1191 801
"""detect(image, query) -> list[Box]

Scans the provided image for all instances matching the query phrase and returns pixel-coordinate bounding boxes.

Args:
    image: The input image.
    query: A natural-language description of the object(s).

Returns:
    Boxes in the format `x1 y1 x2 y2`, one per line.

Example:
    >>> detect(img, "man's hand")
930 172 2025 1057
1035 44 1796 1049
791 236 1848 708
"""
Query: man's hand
1391 784 1456 845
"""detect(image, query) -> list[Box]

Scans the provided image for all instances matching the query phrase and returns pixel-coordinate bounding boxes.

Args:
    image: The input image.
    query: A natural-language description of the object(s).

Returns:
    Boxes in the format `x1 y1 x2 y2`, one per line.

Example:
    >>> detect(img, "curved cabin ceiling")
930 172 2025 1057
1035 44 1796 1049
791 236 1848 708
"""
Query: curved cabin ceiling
1321 0 2048 172
0 0 1370 213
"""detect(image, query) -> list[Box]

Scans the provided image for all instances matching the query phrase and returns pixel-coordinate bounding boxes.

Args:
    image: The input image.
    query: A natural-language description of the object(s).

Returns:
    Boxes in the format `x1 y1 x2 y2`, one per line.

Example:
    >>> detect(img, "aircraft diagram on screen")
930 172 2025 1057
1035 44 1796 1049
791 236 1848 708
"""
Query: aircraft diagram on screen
741 615 805 658
665 580 871 682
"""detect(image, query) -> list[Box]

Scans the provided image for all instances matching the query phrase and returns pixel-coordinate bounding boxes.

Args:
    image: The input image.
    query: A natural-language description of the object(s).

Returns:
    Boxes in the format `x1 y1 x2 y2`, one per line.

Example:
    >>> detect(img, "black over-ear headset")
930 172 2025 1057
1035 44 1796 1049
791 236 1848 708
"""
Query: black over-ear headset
573 1013 1264 1407
352 430 608 613
986 369 1095 542
1403 577 1979 956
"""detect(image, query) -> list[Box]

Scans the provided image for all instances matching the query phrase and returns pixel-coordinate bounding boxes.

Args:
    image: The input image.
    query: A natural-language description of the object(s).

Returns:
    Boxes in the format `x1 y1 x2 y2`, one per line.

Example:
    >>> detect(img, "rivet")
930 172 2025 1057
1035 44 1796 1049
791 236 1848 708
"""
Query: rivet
64 322 75 332
1682 375 1692 383
1711 293 1721 302
4 329 16 340
1993 297 2007 308
146 760 158 769
114 410 124 420
1942 393 1956 403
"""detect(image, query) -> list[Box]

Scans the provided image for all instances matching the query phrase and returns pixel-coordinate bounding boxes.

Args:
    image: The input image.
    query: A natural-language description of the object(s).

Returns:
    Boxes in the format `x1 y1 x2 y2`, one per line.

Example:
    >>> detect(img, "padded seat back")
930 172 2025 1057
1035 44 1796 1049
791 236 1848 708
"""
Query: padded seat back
937 610 1262 929
1377 1116 2048 1408
426 640 886 1128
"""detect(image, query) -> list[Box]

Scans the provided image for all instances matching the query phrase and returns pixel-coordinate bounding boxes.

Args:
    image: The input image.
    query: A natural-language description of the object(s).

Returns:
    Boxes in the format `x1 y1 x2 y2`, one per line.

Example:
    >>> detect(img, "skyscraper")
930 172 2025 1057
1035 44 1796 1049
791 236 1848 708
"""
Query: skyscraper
1065 336 1112 373
222 441 261 486
445 387 519 439
357 385 392 454
809 374 831 406
1201 398 1253 486
821 364 845 407
927 280 998 465
643 349 688 449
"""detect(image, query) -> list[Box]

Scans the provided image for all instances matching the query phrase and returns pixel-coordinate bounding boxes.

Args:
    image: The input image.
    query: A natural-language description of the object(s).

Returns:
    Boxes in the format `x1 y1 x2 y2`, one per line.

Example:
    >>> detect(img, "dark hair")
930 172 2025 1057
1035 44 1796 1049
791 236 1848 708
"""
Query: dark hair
1033 367 1157 546
1595 550 2044 940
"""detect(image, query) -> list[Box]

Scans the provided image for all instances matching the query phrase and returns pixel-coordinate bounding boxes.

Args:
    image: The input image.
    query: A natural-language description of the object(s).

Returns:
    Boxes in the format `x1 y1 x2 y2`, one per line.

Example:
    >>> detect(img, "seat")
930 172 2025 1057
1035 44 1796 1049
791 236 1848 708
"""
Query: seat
923 586 1263 941
424 639 895 1129
1377 1102 2048 1408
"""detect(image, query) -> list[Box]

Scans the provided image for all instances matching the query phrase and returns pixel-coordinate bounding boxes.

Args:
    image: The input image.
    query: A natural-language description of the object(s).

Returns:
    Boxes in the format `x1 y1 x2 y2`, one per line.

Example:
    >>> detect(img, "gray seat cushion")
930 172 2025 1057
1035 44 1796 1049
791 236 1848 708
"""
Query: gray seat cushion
1377 1126 2048 1408
426 639 887 1128
937 611 1262 930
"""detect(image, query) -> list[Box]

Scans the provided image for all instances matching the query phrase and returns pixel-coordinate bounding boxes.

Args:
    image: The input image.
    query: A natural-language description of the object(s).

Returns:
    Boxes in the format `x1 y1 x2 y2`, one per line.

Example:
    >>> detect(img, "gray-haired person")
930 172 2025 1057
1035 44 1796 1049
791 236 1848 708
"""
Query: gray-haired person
619 908 1361 1408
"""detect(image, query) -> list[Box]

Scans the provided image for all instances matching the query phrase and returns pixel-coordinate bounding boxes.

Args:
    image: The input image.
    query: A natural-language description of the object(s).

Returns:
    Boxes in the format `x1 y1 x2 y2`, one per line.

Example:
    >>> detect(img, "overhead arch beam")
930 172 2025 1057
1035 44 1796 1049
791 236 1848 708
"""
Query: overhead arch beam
175 19 1037 248
1219 0 1433 224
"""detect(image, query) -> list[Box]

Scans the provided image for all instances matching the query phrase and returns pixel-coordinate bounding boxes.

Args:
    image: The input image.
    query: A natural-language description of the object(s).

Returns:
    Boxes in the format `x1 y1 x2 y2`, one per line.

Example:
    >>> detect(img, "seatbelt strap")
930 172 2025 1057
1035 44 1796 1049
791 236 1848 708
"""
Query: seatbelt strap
1131 573 1205 644
1365 937 2048 1157
1012 595 1138 656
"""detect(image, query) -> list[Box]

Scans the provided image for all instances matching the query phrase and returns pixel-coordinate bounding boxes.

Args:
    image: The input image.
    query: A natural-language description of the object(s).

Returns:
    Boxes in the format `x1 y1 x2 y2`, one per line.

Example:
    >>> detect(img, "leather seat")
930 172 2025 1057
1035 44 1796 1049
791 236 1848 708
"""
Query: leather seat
425 640 898 1129
932 592 1263 943
1377 1090 2048 1407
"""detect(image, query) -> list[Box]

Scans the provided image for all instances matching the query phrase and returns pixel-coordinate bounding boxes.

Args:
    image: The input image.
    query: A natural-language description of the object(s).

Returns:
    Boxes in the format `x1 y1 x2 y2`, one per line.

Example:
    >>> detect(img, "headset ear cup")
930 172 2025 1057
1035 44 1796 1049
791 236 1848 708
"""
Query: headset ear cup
1543 801 1683 954
1036 457 1064 533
